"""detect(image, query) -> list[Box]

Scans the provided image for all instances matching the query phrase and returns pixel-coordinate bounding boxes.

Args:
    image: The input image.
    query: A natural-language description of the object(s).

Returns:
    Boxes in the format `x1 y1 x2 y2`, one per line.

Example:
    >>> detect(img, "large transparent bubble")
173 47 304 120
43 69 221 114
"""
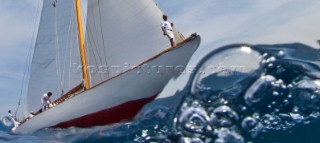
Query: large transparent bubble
174 43 320 142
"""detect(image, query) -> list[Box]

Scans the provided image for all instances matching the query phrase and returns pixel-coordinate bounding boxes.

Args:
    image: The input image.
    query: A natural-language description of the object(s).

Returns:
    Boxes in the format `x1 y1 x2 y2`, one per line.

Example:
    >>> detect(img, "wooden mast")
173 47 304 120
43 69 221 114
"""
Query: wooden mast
75 0 90 90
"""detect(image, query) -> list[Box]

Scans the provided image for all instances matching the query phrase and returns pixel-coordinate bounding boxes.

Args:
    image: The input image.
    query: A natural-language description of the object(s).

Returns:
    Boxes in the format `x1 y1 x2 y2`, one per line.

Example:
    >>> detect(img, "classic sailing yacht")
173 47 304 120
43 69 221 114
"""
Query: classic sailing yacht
16 0 200 134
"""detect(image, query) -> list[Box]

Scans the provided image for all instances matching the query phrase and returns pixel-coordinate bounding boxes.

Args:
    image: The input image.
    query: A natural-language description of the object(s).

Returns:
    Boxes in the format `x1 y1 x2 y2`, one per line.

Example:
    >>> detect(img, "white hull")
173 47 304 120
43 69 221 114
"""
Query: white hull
16 35 201 134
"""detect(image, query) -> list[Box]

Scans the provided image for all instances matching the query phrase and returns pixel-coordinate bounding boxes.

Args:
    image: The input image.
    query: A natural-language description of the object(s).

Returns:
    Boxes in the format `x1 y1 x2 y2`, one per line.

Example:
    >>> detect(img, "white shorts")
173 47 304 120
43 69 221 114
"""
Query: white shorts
166 29 174 40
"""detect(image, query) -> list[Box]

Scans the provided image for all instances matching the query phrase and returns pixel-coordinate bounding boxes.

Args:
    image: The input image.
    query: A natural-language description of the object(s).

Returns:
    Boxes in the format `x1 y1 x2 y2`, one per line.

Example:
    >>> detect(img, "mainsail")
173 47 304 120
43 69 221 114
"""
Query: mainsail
27 0 82 113
85 0 184 86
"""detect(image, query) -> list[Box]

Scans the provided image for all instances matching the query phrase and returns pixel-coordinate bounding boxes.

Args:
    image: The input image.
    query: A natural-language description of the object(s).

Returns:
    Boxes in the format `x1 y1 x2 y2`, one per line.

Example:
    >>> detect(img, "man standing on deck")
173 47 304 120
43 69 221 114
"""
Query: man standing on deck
41 92 53 111
161 14 175 47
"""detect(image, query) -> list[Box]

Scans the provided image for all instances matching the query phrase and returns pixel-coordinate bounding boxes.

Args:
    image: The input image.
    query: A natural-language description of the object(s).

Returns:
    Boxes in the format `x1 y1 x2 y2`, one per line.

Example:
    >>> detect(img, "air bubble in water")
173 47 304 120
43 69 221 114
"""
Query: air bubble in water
241 117 258 130
244 75 276 106
210 106 239 127
214 128 244 143
178 102 210 134
277 50 285 58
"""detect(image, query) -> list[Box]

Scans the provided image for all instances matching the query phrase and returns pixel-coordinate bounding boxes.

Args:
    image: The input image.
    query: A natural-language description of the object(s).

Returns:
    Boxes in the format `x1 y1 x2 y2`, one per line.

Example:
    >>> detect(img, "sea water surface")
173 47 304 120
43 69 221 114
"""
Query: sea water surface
1 43 320 143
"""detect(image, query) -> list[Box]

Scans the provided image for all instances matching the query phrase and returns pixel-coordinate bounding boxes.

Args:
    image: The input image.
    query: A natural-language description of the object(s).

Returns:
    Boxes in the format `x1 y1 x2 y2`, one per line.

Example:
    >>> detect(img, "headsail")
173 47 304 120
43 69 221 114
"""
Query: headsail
27 0 82 114
85 0 184 86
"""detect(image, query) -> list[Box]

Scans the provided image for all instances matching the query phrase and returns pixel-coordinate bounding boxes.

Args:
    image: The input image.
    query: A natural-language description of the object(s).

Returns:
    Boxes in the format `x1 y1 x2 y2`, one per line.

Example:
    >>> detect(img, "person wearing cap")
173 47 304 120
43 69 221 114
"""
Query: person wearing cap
161 14 174 47
41 92 53 111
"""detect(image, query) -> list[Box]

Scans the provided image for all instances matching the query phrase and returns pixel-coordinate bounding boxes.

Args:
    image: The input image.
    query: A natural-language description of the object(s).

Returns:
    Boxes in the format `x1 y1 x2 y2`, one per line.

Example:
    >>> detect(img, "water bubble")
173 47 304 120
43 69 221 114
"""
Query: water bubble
244 75 276 105
241 106 247 112
268 64 273 68
210 106 239 127
178 102 210 134
272 91 279 96
281 85 287 89
241 117 258 130
191 46 261 94
283 99 289 105
262 53 268 58
289 113 304 123
252 113 261 120
268 57 276 62
261 114 276 125
214 128 244 143
291 79 320 110
181 137 205 143
277 50 285 58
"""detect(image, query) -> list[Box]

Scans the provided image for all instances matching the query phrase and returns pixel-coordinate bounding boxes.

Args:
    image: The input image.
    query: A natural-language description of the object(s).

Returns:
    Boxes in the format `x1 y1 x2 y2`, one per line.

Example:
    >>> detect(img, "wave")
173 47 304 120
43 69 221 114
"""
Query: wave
1 43 320 143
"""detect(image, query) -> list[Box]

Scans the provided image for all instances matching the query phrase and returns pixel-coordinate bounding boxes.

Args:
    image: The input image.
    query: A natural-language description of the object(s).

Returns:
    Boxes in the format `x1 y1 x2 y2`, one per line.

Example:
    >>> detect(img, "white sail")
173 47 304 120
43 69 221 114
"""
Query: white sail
27 0 82 114
85 0 183 86
17 0 201 133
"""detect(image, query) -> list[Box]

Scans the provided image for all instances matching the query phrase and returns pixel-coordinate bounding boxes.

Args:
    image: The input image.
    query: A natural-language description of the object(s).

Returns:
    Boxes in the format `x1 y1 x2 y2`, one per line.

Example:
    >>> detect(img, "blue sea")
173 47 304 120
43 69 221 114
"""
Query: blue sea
1 43 320 143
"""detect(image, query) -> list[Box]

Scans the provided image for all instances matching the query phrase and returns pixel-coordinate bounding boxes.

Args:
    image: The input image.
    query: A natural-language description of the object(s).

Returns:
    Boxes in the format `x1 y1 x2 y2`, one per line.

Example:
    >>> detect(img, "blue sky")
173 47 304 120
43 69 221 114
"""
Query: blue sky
1 0 320 118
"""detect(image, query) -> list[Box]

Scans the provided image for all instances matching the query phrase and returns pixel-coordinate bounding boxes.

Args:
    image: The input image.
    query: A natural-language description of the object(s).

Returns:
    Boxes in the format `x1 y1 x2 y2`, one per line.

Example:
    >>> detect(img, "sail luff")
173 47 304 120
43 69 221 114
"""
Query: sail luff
75 0 90 90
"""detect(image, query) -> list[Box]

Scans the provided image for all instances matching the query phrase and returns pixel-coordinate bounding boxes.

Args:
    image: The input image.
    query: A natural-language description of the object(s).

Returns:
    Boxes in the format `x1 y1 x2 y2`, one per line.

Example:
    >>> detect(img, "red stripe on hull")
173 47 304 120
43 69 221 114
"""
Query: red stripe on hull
52 95 157 128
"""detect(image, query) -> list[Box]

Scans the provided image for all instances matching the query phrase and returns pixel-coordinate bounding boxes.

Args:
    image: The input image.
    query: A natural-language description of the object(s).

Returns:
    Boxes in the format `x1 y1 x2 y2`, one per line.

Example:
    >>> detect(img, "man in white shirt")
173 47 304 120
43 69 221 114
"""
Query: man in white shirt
161 14 174 47
41 92 53 111
8 110 13 118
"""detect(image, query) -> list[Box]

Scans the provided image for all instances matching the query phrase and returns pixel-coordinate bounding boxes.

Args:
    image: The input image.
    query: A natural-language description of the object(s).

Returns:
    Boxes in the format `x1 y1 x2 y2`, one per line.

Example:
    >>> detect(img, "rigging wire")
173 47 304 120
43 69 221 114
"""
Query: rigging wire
97 0 110 78
62 0 76 93
69 0 77 90
84 0 108 85
86 24 105 83
14 0 42 117
53 2 64 95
